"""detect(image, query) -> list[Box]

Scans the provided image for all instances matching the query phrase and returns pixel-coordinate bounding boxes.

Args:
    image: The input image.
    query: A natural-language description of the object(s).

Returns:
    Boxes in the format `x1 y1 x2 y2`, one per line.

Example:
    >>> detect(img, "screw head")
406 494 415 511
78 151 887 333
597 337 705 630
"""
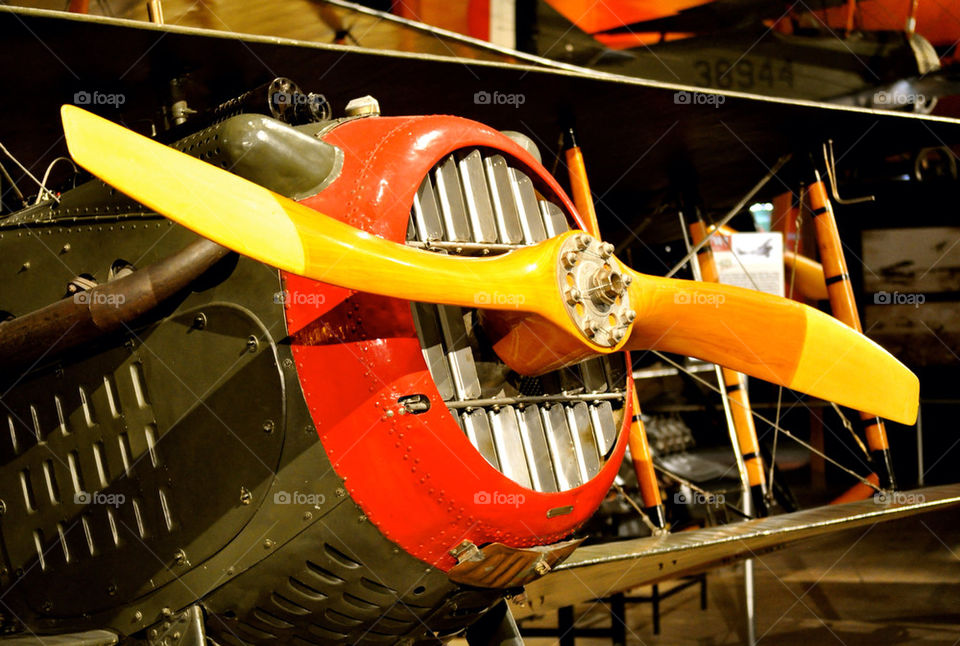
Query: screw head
600 242 615 258
565 288 582 305
612 328 626 343
575 234 590 250
625 309 637 323
562 250 579 269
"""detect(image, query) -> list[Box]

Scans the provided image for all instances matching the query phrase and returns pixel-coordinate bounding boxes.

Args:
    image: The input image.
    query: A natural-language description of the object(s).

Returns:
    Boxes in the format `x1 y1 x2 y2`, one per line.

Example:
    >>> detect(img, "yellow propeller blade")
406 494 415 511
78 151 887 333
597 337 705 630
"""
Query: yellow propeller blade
60 106 918 425
622 271 918 424
60 104 568 319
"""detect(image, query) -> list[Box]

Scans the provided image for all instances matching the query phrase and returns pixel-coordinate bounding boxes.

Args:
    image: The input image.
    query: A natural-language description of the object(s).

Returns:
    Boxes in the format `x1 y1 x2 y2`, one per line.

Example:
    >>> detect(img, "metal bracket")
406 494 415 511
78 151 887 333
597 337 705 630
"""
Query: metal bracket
142 605 206 646
448 538 583 588
823 140 875 205
450 539 483 564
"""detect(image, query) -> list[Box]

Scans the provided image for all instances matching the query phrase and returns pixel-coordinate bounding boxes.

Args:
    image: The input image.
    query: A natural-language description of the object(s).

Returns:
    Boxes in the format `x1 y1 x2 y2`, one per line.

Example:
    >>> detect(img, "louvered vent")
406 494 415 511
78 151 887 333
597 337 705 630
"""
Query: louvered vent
407 149 627 492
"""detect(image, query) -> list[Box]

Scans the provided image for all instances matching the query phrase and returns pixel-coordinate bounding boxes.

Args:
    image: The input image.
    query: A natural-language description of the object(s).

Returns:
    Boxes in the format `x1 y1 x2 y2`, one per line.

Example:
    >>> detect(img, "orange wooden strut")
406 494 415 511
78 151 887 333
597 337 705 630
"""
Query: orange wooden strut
565 127 665 528
627 390 667 528
563 128 601 238
807 177 897 490
771 190 821 300
690 221 770 516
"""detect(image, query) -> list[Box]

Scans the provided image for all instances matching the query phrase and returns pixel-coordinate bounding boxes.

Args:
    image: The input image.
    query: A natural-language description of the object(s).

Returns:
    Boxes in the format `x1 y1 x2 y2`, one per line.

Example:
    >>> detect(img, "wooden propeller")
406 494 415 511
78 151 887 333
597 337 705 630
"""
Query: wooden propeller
61 106 919 424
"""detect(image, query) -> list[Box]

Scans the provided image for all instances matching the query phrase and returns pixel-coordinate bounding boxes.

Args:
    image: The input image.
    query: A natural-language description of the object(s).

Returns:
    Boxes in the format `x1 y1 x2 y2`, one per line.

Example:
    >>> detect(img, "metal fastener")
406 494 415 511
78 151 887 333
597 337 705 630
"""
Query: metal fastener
345 95 381 117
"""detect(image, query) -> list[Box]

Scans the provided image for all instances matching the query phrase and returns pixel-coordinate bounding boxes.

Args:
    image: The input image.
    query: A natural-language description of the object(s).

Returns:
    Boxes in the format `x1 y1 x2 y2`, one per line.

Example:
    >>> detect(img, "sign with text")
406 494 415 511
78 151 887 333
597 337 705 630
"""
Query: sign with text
710 232 784 297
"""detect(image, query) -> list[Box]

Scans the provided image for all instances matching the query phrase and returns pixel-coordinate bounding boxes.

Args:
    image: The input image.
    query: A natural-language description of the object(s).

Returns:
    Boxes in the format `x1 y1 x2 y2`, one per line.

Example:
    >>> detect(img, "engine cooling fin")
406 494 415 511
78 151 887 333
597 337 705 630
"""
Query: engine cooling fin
406 148 628 493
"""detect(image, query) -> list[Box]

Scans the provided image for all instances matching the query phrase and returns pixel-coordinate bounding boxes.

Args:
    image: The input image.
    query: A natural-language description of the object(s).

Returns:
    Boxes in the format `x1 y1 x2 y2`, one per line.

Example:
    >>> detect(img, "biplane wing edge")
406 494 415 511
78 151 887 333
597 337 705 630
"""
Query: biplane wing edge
516 484 960 617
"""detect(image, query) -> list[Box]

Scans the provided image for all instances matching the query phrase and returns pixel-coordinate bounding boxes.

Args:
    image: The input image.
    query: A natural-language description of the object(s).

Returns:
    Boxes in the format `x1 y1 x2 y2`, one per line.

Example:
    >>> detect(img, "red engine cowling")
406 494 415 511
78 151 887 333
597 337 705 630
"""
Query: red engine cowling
282 114 632 570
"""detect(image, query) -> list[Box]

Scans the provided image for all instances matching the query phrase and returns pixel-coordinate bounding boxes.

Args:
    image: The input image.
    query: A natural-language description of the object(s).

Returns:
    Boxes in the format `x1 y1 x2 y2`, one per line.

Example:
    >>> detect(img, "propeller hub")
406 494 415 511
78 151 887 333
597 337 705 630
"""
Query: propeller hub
557 234 633 348
590 267 623 306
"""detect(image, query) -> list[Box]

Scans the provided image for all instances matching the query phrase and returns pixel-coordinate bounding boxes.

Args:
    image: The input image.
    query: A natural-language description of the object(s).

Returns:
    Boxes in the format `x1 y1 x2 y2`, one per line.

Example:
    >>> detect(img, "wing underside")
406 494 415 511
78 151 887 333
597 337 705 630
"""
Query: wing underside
515 484 960 617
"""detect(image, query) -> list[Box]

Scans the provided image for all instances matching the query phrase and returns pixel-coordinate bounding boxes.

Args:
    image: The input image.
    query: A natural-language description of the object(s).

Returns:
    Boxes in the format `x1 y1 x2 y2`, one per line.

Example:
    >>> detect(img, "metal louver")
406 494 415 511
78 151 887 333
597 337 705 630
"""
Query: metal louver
407 149 627 492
